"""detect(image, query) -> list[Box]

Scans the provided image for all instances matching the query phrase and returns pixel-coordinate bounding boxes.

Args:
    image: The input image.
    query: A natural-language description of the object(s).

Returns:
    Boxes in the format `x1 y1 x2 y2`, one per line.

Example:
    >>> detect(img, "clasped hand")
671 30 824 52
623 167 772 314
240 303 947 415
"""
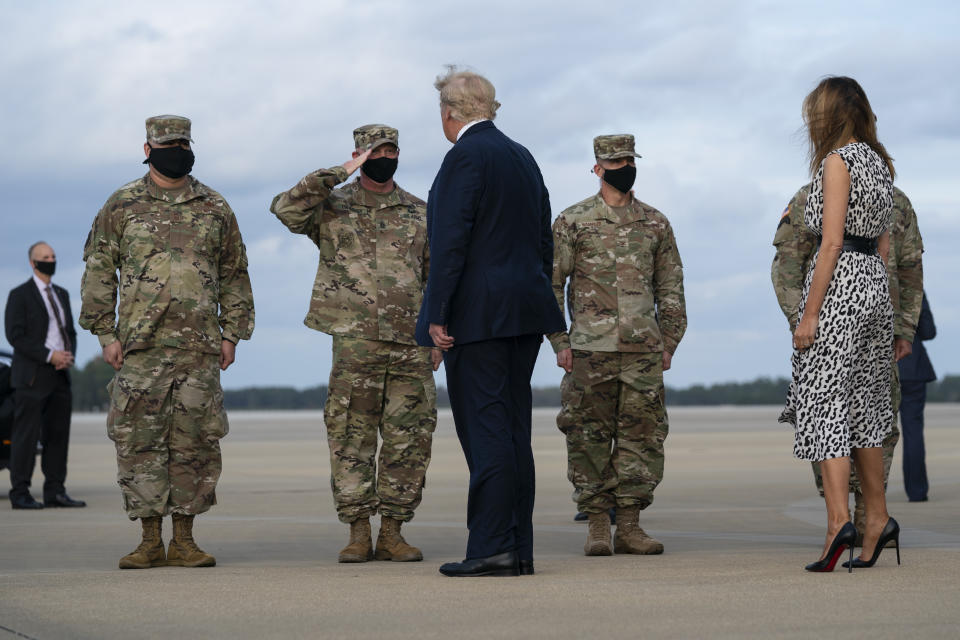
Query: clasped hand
51 350 74 370
429 324 454 351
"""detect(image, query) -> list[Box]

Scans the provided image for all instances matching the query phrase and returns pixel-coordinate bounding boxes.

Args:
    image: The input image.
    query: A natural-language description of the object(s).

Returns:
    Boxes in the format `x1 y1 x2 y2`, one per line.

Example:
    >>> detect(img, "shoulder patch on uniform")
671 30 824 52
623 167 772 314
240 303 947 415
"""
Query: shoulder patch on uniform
777 215 791 229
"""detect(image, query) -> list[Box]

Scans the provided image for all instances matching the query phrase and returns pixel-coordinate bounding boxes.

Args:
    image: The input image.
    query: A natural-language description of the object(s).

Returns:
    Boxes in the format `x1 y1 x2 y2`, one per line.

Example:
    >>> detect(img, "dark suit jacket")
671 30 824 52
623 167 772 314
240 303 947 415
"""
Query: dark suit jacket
415 121 565 345
4 279 77 389
898 293 936 383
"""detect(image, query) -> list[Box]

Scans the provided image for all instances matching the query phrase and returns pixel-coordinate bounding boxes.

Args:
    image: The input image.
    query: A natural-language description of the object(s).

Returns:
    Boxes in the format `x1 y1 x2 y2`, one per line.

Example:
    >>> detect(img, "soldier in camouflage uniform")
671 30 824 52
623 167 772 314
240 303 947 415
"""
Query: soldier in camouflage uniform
80 115 255 569
270 124 439 563
550 135 687 556
771 184 923 544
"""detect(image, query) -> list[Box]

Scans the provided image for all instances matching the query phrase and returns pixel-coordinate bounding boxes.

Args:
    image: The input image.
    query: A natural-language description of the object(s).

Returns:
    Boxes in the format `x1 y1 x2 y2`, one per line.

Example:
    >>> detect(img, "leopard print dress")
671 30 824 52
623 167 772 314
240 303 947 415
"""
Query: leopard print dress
780 142 895 461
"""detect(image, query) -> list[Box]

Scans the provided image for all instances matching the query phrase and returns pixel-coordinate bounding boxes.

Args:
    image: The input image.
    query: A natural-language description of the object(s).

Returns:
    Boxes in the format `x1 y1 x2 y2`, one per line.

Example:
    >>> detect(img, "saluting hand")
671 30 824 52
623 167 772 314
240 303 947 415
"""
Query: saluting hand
342 147 373 176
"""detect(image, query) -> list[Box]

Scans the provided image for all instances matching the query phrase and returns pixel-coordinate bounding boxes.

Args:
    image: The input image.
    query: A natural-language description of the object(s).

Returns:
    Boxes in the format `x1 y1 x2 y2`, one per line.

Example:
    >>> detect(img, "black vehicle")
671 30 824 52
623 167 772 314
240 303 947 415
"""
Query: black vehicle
0 350 13 469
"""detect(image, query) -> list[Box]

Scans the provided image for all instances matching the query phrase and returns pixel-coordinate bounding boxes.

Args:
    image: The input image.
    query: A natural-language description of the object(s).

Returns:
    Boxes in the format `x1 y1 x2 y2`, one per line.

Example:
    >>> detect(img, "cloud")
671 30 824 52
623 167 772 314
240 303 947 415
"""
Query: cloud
1 0 957 389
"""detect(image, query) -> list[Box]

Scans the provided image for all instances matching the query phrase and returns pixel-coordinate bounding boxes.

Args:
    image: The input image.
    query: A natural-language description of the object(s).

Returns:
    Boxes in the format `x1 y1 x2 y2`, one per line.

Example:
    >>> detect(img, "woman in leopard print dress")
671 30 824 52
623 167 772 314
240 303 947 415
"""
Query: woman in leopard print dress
780 77 901 571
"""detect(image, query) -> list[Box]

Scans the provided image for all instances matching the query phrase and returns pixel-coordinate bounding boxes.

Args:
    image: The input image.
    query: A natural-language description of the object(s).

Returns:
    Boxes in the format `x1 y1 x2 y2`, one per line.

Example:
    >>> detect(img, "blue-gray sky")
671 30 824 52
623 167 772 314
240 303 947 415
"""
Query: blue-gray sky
1 1 956 390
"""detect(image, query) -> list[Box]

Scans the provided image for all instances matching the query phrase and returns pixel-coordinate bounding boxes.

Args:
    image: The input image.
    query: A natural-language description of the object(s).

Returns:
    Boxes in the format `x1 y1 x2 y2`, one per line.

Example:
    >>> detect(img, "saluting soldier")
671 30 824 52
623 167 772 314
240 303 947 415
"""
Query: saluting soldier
771 183 923 544
550 135 686 557
81 115 255 569
270 125 439 563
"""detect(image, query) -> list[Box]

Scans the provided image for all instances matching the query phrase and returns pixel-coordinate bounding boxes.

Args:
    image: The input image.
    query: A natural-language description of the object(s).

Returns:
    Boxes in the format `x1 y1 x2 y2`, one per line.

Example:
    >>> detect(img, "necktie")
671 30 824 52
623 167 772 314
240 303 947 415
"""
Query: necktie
45 285 71 353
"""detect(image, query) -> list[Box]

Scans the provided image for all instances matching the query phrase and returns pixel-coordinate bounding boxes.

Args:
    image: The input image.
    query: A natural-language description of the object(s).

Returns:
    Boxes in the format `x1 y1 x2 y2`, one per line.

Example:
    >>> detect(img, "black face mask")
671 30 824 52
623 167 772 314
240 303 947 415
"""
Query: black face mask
143 145 195 179
362 156 398 183
34 260 56 277
602 164 636 194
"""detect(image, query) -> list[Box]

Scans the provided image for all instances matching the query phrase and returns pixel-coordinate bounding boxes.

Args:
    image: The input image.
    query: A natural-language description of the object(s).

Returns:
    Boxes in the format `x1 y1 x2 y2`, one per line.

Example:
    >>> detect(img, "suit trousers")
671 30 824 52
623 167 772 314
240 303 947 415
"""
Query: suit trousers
8 365 71 501
443 334 541 562
899 381 929 501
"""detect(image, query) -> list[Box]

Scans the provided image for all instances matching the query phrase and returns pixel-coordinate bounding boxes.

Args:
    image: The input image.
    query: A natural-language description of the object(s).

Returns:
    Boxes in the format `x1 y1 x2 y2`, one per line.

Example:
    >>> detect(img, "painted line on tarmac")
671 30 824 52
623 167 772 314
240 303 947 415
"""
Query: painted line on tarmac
0 624 40 640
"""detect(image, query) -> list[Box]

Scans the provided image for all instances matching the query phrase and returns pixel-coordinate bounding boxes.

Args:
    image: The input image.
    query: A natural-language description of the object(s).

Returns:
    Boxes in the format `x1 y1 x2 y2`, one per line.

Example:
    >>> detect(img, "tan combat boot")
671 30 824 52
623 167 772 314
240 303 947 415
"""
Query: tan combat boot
338 517 374 563
119 516 166 569
167 514 216 567
374 516 423 562
853 493 866 547
584 511 613 556
614 506 664 555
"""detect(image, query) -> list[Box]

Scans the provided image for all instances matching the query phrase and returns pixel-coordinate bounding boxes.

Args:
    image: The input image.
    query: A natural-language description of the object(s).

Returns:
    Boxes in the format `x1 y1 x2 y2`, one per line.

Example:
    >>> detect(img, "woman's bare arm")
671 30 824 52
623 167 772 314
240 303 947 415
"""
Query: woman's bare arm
878 229 890 265
793 153 849 350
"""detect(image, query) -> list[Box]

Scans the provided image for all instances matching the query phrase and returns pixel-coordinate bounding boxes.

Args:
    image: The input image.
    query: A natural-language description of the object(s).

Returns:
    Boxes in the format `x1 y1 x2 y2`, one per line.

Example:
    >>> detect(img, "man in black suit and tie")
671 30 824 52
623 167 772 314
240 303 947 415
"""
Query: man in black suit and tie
4 242 85 509
416 67 565 577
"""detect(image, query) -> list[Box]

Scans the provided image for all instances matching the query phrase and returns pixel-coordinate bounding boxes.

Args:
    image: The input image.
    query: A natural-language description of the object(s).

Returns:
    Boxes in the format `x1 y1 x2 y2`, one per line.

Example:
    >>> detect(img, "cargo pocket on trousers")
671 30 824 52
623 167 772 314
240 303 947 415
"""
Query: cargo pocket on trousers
323 376 352 440
204 385 229 442
420 367 437 433
106 377 132 443
557 386 585 435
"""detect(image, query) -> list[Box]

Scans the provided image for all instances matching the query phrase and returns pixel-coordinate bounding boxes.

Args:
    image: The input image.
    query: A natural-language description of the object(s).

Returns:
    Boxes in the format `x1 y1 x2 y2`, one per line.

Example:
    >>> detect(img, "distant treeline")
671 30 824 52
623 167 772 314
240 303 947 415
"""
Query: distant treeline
66 357 960 411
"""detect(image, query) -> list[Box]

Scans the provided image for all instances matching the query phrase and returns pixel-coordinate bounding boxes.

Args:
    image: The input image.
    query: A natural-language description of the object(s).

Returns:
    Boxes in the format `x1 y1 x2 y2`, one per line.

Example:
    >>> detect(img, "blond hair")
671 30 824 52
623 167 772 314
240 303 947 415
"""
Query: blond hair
803 76 895 179
434 66 500 122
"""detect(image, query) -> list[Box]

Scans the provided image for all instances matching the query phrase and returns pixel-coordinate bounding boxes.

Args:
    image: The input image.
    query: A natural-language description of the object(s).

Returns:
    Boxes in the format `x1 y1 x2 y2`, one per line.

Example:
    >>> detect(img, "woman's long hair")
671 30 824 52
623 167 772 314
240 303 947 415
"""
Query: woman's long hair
803 76 895 179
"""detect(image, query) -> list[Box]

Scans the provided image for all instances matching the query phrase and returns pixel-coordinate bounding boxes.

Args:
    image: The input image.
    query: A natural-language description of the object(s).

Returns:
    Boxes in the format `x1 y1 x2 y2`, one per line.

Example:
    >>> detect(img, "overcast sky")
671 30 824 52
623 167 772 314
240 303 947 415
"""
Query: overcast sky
1 0 956 391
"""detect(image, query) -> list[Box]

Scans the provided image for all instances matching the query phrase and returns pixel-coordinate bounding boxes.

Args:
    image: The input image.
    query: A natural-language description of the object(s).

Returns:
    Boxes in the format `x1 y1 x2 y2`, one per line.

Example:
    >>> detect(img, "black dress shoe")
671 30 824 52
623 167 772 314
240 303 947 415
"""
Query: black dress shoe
439 552 519 577
842 517 901 569
519 560 534 576
804 522 857 573
44 493 87 508
11 495 44 510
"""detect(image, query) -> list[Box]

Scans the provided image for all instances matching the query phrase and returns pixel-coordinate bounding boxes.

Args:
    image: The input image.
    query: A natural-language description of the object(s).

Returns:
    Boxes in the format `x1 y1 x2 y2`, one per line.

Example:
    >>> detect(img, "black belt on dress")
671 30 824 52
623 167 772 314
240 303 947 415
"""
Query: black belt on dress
815 234 878 255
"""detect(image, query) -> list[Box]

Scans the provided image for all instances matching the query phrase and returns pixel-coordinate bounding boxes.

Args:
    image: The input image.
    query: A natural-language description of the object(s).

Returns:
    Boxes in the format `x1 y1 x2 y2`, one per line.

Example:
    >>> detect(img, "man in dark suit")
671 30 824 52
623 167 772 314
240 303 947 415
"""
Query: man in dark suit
897 292 936 502
4 241 85 509
416 67 565 577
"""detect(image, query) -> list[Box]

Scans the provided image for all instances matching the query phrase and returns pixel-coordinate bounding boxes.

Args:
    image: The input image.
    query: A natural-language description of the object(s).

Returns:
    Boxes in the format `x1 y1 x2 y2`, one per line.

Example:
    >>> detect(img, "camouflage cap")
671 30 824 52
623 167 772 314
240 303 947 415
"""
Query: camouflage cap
593 134 642 160
146 115 193 144
353 124 399 151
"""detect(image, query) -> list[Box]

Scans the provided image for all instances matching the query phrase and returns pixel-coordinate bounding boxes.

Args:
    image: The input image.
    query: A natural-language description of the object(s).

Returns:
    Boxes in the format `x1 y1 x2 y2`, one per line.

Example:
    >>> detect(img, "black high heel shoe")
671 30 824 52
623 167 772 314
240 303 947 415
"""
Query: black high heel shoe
805 522 857 573
842 517 900 569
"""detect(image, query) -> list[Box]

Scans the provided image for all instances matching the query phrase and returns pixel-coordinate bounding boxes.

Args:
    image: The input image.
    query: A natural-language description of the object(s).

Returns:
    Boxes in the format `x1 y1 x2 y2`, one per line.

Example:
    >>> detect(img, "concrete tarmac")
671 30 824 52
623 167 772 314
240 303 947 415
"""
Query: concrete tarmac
2 405 958 639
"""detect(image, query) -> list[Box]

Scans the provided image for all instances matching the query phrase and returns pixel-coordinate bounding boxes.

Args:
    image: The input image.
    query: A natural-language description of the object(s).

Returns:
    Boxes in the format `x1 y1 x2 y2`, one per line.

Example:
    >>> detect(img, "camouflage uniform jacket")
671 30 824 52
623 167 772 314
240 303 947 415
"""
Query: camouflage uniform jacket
548 193 687 354
80 173 255 354
270 166 428 345
771 184 923 340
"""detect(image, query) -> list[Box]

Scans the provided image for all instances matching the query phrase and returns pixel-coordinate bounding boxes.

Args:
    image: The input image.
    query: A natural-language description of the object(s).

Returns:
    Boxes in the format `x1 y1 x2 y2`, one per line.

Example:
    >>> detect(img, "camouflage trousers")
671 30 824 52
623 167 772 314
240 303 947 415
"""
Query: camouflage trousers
811 361 902 495
556 350 667 513
324 336 437 524
106 347 226 520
